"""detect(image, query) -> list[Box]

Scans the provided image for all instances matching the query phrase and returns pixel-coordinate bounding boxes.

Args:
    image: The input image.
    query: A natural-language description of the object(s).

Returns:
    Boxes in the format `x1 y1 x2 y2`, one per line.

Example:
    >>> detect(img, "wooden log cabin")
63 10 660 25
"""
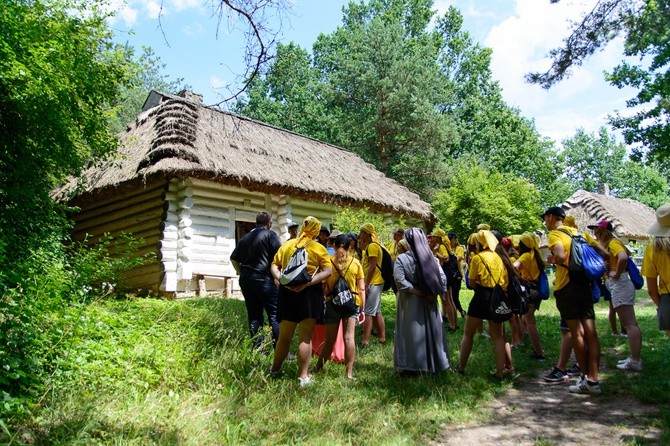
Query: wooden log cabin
56 90 435 297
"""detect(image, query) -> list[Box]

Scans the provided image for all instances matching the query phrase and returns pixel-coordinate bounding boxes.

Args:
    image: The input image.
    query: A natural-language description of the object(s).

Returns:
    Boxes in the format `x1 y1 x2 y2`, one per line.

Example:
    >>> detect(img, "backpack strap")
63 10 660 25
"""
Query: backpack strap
329 258 357 295
481 256 502 287
366 242 384 272
556 227 575 238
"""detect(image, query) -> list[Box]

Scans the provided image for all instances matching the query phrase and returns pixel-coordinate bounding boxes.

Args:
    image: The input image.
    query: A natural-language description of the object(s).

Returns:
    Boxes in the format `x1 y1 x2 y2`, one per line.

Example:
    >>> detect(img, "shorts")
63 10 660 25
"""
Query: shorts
467 286 491 320
324 300 360 324
554 273 595 321
605 273 636 309
559 318 569 331
278 283 325 323
658 294 670 331
364 283 384 316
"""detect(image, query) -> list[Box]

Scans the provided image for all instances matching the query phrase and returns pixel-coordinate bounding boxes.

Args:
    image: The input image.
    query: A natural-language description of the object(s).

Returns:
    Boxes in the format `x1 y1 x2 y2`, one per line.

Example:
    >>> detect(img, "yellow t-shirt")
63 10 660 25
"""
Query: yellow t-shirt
454 245 465 275
363 242 384 285
387 241 399 261
469 250 508 291
325 257 365 306
549 226 599 290
548 226 576 291
517 252 540 282
434 244 449 265
606 239 627 272
642 243 670 294
273 239 332 277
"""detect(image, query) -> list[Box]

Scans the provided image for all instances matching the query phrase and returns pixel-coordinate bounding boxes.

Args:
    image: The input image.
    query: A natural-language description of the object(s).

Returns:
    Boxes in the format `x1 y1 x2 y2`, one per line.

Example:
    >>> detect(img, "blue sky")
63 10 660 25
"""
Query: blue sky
109 0 637 146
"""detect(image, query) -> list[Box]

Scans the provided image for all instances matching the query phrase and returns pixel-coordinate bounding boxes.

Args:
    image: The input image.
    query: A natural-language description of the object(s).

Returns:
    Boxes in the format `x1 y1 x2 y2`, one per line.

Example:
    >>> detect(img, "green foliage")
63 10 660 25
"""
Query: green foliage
331 207 403 246
560 127 669 208
432 161 543 237
235 1 558 202
0 233 151 412
605 0 670 162
0 0 133 269
1 289 668 443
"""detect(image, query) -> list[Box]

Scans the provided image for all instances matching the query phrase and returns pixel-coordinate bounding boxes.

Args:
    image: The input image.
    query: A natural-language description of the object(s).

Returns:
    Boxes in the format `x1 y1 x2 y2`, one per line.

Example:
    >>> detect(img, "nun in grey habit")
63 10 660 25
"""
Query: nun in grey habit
393 228 450 373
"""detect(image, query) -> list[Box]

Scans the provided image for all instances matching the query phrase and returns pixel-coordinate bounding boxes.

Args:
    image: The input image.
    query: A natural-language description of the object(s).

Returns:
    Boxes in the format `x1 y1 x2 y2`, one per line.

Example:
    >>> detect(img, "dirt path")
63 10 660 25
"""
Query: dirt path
435 370 662 446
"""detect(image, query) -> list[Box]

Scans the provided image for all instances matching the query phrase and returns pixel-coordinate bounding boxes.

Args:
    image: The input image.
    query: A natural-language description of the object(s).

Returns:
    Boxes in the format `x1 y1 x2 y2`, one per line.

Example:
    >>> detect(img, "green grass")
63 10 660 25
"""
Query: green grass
2 288 669 445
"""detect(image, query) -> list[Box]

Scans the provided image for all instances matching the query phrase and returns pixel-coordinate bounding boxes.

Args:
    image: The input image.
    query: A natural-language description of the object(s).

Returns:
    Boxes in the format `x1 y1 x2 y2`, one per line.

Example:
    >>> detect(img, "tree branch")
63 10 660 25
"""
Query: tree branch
525 0 634 89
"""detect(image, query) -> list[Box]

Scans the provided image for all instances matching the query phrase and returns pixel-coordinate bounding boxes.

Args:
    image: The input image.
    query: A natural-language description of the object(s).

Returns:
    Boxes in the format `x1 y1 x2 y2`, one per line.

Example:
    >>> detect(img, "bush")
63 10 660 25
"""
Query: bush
331 207 405 246
0 233 151 418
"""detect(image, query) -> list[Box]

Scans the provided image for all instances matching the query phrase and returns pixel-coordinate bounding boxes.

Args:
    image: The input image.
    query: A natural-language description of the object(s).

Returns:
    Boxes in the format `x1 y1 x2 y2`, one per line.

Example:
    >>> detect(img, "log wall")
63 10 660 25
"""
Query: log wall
70 180 165 292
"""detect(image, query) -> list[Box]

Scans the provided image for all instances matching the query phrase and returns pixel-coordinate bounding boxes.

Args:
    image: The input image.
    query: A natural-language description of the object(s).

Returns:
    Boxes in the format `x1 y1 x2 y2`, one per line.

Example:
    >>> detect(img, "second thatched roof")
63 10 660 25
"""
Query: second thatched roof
562 190 656 240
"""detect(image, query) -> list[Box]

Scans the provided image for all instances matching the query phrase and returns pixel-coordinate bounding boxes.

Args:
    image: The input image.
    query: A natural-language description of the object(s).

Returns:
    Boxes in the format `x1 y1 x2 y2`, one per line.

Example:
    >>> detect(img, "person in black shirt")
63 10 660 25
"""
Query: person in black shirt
231 211 282 350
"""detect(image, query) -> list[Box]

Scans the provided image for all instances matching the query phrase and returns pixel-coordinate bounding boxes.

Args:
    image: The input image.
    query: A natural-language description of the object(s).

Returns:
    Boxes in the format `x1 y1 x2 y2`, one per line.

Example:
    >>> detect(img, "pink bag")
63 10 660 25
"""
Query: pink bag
311 322 345 363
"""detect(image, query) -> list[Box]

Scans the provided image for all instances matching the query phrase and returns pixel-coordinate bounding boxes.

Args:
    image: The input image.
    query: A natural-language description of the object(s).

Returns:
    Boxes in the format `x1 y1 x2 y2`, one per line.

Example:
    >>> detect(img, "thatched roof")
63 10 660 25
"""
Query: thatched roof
59 91 434 222
561 190 656 240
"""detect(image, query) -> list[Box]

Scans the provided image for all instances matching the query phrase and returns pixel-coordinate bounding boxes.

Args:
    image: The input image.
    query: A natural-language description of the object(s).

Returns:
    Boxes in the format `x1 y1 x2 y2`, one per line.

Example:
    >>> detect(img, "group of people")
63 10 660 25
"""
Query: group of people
230 201 670 391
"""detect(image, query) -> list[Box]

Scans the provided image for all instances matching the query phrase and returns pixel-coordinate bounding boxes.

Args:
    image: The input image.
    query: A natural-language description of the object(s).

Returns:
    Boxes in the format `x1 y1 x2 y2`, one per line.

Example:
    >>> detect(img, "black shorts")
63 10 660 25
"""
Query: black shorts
554 273 594 321
467 286 492 320
278 283 325 323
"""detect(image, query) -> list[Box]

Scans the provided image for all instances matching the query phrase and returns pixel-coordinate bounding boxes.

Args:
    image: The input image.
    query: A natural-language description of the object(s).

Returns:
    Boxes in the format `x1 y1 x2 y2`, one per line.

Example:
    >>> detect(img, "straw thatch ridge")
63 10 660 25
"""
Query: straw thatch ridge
562 190 656 240
62 90 434 222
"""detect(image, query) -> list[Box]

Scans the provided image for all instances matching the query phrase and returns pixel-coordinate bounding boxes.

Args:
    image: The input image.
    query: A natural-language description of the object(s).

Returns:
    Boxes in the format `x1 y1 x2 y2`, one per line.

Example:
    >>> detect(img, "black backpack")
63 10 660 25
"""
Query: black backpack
367 243 395 292
330 259 358 317
444 252 461 281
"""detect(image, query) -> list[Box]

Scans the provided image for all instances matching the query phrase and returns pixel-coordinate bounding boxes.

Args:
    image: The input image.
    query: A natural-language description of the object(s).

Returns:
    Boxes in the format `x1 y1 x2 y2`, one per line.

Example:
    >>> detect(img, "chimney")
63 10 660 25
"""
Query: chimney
598 183 610 196
177 89 204 104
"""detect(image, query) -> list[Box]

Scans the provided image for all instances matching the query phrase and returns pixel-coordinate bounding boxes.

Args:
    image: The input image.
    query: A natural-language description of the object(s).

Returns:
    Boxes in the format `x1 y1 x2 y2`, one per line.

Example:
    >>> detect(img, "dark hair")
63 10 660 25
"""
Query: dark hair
494 243 519 280
333 234 351 249
491 230 503 242
256 211 271 226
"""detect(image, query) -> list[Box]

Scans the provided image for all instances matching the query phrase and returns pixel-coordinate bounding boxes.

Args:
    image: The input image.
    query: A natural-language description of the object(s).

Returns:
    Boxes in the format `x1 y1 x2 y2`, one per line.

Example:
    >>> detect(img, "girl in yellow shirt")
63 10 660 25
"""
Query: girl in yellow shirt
458 230 516 379
316 234 366 380
270 216 333 387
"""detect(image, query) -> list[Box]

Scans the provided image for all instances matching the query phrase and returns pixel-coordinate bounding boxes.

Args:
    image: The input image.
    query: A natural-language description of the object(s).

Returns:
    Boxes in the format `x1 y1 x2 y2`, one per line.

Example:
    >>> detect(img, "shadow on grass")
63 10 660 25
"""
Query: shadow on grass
19 406 183 445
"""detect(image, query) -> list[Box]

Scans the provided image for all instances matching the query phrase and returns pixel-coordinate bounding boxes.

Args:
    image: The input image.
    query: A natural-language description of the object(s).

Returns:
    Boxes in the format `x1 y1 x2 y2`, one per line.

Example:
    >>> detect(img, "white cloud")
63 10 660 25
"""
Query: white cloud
169 0 202 12
482 0 634 142
210 75 227 90
145 0 162 19
119 4 139 26
182 22 205 37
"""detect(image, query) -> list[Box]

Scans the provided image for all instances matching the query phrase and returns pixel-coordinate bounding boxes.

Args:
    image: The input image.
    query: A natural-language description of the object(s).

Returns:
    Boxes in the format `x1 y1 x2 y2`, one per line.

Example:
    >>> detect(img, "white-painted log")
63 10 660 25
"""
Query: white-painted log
162 272 178 292
158 240 178 250
178 227 194 238
179 197 194 209
178 218 192 228
177 187 193 198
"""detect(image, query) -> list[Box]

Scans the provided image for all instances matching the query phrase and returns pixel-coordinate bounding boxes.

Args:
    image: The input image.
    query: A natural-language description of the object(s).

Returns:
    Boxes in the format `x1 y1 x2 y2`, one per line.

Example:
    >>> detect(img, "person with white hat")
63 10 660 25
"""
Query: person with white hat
641 202 670 337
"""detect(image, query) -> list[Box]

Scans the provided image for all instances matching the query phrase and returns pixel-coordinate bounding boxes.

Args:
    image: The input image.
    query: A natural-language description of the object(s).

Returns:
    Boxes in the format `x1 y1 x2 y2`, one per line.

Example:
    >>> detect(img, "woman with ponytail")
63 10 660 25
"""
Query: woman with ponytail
514 232 546 360
270 216 332 386
458 230 515 379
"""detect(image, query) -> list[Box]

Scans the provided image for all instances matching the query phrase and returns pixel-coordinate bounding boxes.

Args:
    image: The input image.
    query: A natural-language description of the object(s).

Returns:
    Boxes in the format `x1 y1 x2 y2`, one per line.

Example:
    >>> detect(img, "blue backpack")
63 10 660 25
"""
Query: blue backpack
627 257 644 290
557 228 607 281
538 269 550 300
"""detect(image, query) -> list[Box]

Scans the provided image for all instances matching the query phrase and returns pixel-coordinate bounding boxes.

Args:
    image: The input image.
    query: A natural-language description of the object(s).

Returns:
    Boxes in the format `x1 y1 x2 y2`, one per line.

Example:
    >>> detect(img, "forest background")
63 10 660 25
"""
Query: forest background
1 0 670 435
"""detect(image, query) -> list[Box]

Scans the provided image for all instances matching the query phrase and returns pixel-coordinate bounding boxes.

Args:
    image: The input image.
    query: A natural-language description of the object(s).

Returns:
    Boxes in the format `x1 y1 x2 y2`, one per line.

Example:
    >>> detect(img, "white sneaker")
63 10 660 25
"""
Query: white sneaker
298 375 313 387
569 376 601 395
616 358 643 372
617 357 632 365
